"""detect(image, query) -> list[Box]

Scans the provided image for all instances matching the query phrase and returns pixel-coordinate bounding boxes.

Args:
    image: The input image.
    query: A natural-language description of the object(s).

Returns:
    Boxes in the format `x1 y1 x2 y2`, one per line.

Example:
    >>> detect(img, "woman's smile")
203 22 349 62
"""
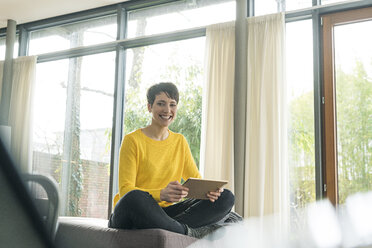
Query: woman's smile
159 114 172 120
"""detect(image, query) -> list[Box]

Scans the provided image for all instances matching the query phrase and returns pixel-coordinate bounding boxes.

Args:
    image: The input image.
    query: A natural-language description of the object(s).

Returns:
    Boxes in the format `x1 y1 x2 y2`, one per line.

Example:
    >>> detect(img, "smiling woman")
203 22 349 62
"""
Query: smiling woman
123 37 205 167
109 82 235 239
11 0 235 224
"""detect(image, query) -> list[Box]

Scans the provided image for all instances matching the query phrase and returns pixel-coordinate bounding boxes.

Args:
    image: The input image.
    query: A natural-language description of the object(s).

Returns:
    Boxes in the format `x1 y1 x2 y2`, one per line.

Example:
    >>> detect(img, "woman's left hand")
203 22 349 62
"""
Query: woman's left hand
206 188 224 202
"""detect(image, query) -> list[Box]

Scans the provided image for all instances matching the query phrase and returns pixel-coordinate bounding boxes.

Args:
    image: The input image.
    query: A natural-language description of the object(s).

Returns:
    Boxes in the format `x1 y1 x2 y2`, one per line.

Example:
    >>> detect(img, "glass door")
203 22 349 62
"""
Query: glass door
322 7 372 205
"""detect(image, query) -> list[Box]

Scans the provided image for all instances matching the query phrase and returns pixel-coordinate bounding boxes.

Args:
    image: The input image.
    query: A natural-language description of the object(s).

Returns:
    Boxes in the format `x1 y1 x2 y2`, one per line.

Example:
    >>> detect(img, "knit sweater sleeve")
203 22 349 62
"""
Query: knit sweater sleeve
118 134 162 202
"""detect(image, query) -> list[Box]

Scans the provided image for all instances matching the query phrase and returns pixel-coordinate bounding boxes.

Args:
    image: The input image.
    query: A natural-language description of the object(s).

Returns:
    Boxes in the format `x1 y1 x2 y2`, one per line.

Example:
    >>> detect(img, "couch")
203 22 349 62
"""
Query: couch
55 217 198 248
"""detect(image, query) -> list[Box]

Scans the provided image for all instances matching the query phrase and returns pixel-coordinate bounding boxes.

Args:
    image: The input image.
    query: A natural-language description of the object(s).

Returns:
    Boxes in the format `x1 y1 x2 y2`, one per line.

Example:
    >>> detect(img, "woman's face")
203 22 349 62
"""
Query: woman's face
148 92 178 128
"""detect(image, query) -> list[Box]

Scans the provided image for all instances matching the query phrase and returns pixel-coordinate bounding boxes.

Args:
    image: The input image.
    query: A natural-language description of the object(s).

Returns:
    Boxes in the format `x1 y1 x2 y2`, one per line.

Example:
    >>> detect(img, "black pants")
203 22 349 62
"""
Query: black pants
108 189 235 235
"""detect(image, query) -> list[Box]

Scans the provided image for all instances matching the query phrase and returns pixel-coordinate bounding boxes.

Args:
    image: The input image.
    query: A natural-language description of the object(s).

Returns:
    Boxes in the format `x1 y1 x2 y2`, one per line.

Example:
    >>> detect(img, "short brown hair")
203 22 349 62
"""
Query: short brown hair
147 82 179 106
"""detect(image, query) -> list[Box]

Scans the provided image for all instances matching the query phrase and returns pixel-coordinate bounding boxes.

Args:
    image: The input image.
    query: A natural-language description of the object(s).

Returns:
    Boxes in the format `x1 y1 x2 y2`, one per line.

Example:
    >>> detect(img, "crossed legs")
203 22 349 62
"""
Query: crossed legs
108 189 235 234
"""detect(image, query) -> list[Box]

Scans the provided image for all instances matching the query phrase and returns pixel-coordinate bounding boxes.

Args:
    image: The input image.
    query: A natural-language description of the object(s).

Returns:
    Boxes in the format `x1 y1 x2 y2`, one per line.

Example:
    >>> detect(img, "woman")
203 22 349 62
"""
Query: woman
108 82 235 238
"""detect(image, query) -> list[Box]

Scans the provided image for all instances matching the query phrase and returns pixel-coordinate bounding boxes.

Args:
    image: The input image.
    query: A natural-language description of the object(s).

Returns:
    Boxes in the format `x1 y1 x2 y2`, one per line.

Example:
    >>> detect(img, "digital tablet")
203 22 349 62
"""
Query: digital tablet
182 178 228 200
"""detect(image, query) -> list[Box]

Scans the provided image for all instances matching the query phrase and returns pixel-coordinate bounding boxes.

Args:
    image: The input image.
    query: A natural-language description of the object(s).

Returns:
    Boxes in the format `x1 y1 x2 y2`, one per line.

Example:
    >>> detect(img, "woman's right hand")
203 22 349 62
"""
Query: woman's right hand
160 181 189 203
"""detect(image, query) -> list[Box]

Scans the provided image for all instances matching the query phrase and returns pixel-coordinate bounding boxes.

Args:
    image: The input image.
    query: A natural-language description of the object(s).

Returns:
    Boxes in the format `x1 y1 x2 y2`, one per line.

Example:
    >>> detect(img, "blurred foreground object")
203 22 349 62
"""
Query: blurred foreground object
190 191 372 248
0 137 55 248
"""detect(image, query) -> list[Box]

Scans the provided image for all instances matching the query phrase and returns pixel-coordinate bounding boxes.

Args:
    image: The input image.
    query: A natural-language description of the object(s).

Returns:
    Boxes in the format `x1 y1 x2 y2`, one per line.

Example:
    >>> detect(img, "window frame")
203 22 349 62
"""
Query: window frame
283 0 372 208
6 0 224 218
2 0 372 218
321 6 372 205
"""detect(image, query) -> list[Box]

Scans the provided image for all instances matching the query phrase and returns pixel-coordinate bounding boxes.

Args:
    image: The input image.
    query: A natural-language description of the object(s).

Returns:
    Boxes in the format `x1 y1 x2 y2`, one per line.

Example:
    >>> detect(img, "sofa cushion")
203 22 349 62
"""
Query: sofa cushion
55 217 197 248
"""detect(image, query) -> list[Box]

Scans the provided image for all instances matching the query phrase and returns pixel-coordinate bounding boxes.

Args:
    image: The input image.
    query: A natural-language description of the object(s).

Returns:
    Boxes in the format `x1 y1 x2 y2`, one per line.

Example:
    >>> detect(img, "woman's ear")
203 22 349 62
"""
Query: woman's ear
147 103 152 113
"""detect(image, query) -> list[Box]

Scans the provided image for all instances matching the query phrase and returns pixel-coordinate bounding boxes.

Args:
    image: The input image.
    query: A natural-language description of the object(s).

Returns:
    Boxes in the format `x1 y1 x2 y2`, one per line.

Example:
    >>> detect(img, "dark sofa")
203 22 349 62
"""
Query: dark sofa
55 217 198 248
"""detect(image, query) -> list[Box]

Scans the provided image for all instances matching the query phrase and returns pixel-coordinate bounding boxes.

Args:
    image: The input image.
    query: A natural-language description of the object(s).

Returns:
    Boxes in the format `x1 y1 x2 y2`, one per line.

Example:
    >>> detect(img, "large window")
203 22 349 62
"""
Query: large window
25 0 236 219
32 52 116 218
254 0 371 213
334 18 372 204
5 0 370 221
29 15 117 55
286 19 315 226
123 37 205 166
127 0 235 38
255 0 312 16
322 7 372 205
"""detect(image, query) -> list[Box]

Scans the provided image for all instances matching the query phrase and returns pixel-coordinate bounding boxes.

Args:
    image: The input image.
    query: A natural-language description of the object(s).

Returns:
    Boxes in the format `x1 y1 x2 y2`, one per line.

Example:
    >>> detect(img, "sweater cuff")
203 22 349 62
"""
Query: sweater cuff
149 189 161 202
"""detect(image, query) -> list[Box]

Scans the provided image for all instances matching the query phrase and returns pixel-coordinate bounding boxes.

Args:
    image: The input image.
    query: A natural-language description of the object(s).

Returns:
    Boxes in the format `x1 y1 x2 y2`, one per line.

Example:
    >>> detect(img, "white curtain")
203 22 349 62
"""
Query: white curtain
0 56 37 172
244 13 288 219
202 21 235 191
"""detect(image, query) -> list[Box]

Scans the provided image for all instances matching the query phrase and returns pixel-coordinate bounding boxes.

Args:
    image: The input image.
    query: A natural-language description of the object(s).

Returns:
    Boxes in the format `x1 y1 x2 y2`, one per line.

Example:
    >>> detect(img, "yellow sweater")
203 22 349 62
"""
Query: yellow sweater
113 129 201 208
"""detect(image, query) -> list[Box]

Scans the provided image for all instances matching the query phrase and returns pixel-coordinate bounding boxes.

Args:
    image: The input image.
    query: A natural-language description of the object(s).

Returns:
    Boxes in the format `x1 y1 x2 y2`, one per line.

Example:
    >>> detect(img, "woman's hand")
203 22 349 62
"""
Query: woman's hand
160 181 189 203
207 188 224 202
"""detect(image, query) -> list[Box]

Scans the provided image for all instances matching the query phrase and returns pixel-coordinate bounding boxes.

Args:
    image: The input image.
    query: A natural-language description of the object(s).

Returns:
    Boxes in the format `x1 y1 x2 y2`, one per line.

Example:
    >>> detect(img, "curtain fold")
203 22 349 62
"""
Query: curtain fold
0 56 37 172
202 21 235 191
244 13 288 220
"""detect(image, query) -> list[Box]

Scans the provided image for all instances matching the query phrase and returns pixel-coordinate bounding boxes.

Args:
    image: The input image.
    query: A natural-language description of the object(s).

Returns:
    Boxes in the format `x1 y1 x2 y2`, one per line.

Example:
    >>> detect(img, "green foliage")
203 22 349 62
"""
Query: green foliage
170 83 202 166
69 138 83 216
123 86 150 135
288 90 316 209
335 61 372 204
289 60 372 210
69 157 83 216
104 128 112 154
67 72 83 217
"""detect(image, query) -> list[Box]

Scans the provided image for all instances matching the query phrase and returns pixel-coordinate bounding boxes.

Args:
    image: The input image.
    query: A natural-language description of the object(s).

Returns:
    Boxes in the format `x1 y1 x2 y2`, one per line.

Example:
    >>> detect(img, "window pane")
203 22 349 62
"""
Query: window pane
32 52 116 218
286 20 315 227
255 0 312 16
0 35 19 59
127 0 235 38
123 37 205 166
286 0 312 12
321 0 347 5
334 20 372 204
29 15 117 55
255 0 279 16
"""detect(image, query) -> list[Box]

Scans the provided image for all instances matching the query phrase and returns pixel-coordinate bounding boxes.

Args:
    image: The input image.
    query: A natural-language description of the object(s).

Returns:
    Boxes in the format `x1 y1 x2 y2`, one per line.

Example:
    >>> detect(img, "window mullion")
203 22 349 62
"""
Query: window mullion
108 5 127 218
312 10 325 201
18 26 29 57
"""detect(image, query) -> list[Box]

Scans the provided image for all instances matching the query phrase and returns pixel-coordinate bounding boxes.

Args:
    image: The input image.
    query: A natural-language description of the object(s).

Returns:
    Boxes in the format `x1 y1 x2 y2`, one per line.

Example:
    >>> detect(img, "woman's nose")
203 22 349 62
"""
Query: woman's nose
163 105 170 112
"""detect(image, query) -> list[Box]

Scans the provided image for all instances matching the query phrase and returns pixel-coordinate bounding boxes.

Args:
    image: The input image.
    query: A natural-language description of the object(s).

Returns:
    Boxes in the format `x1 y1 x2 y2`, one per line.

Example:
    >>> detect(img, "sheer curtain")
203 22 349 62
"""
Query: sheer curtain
201 21 235 191
0 56 37 172
244 13 288 219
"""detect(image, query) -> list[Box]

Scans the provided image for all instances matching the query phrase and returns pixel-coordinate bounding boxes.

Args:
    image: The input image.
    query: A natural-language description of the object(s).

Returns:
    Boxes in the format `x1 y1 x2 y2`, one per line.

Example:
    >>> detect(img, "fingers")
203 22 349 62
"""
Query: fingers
169 181 189 194
169 189 188 200
168 194 183 202
162 181 189 203
167 191 188 202
207 188 223 202
169 180 181 186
